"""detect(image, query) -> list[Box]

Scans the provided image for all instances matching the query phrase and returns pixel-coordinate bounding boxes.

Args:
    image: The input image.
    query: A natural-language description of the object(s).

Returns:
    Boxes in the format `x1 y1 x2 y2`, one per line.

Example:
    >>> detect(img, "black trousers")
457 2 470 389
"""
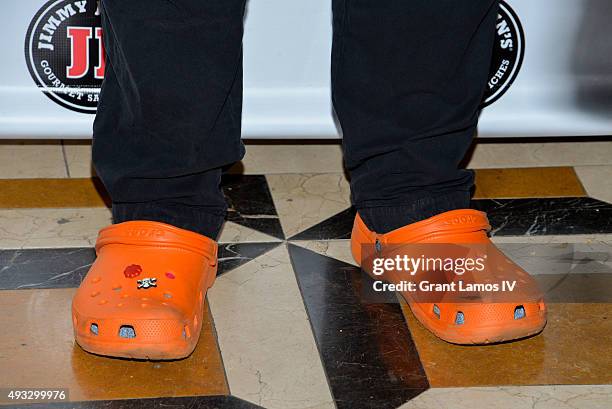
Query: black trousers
93 0 499 239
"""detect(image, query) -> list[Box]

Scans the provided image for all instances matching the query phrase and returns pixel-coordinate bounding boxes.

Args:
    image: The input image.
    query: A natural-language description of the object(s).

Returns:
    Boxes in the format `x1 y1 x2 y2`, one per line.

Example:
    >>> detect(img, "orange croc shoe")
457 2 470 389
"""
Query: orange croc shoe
351 209 547 344
72 221 218 360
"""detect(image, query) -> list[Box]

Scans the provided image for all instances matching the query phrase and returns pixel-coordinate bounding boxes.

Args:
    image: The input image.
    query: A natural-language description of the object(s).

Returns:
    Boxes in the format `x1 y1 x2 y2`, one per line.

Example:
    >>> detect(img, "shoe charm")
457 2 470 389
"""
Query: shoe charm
137 277 157 289
124 264 142 278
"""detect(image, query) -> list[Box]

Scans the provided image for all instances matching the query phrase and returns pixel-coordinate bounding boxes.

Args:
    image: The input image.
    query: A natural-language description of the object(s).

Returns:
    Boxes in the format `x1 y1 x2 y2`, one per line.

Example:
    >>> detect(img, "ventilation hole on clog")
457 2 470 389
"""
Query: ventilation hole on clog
538 300 545 311
433 304 441 319
164 292 172 299
121 293 129 299
514 305 526 320
199 291 203 305
90 291 100 298
193 315 198 328
119 325 136 338
90 323 99 335
183 326 191 340
98 299 108 305
91 277 101 283
141 297 149 301
72 316 77 327
112 285 122 291
455 311 465 325
375 239 382 253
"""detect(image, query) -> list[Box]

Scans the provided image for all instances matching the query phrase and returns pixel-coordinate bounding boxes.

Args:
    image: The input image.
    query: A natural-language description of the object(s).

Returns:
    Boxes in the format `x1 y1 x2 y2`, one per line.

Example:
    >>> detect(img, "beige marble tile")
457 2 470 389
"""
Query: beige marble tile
473 167 585 198
229 143 344 174
240 141 612 173
575 165 612 204
267 173 351 238
400 385 612 409
64 141 346 177
292 240 357 266
62 141 95 178
207 245 335 409
466 141 612 169
0 289 228 401
218 220 282 243
403 300 612 388
62 139 612 176
0 141 67 178
0 208 111 249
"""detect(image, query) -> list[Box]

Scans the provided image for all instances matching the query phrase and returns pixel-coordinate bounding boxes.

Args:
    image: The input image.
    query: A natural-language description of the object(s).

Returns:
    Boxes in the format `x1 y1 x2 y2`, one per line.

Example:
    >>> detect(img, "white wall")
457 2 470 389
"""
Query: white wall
2 0 612 138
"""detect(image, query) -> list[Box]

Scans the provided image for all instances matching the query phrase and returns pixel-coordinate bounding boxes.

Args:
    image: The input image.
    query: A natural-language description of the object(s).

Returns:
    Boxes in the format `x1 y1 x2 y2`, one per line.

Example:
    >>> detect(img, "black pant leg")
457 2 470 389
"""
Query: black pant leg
332 0 499 231
93 0 247 239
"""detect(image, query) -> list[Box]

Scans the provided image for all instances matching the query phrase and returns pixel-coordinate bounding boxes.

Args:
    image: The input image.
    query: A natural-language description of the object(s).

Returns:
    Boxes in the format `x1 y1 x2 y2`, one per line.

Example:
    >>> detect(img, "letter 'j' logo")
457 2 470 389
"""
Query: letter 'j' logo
25 0 105 113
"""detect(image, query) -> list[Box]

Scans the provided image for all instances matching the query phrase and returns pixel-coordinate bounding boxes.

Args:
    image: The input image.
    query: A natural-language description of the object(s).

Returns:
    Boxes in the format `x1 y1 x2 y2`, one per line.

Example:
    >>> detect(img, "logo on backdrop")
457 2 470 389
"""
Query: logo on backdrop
24 1 521 113
481 1 525 107
25 0 104 114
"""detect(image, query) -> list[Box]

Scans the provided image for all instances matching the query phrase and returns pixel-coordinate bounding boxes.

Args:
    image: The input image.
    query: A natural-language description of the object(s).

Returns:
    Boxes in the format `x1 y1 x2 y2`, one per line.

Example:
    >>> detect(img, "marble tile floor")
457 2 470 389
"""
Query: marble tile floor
0 141 611 408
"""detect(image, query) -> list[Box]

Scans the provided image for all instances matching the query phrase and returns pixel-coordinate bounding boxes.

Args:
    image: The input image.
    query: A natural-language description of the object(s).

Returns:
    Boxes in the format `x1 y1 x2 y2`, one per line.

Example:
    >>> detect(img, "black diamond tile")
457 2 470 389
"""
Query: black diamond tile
288 197 612 240
1 243 279 290
222 174 284 240
289 207 356 241
288 244 428 409
473 197 612 236
0 247 94 290
2 395 262 409
217 242 281 276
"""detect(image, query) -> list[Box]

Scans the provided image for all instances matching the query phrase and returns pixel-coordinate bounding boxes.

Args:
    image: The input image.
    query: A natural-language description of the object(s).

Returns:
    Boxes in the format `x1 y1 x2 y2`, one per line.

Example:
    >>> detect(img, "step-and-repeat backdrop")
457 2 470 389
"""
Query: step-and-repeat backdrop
2 0 612 138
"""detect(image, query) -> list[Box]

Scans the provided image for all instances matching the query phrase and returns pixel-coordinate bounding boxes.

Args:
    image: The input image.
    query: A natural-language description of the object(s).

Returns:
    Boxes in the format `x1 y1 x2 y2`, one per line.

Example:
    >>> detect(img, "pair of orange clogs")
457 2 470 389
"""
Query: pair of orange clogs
72 209 546 359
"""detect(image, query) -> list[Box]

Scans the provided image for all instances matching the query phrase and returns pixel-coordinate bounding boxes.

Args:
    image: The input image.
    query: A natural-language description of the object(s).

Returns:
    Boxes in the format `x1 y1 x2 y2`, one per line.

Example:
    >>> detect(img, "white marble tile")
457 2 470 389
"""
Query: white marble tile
62 141 95 178
267 173 351 238
218 221 282 243
495 242 612 276
0 208 111 249
0 209 276 249
466 141 612 169
207 244 334 409
229 143 345 174
575 165 612 204
400 385 612 409
0 142 67 178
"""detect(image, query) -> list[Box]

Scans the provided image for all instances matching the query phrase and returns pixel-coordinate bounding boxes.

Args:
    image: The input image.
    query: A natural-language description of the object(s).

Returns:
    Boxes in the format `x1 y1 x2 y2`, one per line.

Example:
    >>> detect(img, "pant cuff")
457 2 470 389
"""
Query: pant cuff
112 202 226 240
355 190 471 234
